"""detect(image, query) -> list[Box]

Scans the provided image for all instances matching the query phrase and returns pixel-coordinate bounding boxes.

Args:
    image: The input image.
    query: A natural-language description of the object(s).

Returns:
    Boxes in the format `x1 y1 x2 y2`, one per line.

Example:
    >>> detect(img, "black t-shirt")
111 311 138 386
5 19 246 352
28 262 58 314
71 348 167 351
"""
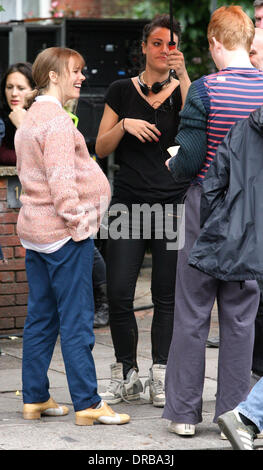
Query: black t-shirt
105 78 189 205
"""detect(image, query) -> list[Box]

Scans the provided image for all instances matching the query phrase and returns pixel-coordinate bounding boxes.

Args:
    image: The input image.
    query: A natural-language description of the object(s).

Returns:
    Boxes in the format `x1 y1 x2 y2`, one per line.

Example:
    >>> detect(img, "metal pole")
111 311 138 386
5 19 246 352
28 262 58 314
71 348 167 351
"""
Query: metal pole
169 0 174 43
9 24 27 65
169 0 176 77
16 0 23 20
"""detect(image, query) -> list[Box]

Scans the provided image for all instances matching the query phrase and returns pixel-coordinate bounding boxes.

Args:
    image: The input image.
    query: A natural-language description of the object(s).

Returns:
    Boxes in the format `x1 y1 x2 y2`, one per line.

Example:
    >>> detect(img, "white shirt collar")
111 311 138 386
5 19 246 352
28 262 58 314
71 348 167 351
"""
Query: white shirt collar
35 95 62 108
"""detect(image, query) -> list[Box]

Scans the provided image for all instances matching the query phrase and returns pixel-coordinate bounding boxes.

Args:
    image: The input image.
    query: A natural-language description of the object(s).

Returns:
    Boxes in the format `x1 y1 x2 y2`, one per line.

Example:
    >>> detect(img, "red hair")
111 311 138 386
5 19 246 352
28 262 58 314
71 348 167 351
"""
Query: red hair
207 5 254 52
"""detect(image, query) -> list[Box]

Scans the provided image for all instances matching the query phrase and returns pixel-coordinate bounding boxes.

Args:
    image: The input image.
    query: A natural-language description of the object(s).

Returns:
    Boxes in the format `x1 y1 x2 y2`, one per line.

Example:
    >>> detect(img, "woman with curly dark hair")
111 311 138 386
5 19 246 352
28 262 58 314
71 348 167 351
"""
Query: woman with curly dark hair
0 62 35 165
96 14 191 407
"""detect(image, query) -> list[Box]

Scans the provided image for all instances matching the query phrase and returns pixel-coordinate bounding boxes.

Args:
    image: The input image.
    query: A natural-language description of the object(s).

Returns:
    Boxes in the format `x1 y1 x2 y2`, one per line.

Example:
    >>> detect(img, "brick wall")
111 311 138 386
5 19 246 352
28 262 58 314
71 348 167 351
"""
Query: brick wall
55 0 102 17
0 169 28 334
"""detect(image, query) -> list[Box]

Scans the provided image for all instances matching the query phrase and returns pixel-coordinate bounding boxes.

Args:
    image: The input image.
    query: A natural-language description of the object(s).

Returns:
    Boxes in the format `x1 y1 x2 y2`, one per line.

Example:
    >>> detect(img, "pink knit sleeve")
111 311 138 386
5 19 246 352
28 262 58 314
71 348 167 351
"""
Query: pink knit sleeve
43 113 88 239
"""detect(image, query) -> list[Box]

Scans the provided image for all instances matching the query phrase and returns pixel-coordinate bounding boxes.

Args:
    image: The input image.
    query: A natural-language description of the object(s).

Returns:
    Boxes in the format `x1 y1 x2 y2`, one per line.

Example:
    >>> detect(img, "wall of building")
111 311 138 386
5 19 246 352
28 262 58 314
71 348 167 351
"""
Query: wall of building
0 168 27 335
50 0 102 18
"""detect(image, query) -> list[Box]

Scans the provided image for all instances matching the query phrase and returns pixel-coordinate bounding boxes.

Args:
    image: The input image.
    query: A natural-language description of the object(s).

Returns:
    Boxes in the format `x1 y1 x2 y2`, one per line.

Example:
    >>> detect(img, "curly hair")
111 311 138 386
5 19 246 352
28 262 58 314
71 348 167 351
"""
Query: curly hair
142 14 181 47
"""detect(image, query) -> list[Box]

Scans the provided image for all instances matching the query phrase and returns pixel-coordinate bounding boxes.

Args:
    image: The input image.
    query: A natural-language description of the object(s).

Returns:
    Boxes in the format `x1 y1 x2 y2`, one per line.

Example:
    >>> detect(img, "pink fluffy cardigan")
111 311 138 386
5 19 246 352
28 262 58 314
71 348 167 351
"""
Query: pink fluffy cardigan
15 100 111 243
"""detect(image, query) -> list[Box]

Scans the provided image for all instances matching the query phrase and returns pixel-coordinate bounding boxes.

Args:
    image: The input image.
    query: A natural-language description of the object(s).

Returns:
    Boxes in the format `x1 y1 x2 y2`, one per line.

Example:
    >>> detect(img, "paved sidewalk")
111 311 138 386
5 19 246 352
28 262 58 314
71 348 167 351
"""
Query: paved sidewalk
0 263 262 452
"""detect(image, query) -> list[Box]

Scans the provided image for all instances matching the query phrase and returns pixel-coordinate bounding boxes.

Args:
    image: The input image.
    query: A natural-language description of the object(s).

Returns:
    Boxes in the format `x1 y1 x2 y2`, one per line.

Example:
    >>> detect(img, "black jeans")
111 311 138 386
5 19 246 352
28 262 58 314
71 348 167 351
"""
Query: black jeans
92 246 106 288
106 203 181 378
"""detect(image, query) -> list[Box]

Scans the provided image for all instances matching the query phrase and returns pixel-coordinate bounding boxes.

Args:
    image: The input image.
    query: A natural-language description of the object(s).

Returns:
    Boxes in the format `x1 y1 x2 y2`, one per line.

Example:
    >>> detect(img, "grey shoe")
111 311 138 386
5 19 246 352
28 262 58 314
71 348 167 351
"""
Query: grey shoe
218 409 256 450
144 364 166 407
100 363 143 405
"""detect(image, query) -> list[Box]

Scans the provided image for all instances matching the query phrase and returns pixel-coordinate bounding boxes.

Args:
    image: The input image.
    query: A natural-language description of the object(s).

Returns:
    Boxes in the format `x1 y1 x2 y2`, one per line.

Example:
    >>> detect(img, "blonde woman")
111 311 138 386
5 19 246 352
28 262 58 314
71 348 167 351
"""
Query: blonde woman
15 47 130 426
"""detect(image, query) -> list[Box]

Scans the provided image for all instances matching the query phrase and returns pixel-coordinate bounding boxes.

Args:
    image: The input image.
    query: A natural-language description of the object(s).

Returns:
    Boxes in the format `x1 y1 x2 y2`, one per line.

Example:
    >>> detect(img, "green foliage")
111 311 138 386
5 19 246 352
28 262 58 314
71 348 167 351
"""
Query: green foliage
114 0 257 80
0 5 4 12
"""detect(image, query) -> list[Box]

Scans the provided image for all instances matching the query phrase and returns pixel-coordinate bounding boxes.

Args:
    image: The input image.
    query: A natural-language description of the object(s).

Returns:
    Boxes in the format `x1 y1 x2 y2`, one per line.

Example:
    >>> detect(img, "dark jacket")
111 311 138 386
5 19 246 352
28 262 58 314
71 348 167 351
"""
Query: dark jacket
189 105 263 281
0 115 16 165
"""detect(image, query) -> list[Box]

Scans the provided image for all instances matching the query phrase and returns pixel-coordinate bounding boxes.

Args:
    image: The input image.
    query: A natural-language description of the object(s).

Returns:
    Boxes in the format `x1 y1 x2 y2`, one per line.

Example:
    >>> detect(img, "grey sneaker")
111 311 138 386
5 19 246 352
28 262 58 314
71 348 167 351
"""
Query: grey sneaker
144 364 166 407
100 363 143 405
218 409 256 450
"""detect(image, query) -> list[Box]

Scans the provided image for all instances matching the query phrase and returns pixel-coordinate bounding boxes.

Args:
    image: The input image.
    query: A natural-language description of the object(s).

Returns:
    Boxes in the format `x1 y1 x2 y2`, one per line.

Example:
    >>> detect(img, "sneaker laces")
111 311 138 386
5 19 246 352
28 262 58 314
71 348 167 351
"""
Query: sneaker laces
144 377 164 395
105 367 147 406
153 378 164 395
120 383 136 404
105 378 122 396
102 377 137 405
103 375 140 405
120 372 146 406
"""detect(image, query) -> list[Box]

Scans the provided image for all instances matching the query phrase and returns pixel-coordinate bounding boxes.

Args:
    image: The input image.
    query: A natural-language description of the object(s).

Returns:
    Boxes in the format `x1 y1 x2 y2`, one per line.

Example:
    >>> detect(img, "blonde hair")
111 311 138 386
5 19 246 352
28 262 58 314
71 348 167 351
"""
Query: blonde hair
27 47 85 106
207 5 255 52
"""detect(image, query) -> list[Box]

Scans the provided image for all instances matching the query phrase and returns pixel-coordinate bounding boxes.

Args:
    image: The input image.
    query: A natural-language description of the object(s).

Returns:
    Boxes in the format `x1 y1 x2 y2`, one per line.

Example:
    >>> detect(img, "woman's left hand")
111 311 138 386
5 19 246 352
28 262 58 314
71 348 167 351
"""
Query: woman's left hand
167 49 191 107
167 49 187 79
9 107 27 129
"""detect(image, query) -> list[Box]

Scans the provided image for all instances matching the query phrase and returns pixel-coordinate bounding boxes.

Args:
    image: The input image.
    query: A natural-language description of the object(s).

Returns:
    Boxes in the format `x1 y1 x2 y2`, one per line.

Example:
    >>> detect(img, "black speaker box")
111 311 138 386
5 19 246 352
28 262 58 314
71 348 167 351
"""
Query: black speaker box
0 26 11 78
65 18 147 91
26 24 61 63
76 94 105 147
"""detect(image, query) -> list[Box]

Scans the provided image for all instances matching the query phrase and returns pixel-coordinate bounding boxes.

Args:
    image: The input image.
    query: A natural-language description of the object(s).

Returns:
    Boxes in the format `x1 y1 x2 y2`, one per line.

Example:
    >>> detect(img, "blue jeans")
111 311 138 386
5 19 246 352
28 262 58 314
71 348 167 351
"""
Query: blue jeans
22 238 101 411
237 377 263 432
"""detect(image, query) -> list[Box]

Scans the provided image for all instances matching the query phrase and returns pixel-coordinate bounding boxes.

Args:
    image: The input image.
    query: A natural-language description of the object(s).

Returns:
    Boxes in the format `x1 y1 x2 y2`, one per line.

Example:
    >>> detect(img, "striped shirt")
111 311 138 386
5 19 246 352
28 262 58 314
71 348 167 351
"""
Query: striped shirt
195 67 263 184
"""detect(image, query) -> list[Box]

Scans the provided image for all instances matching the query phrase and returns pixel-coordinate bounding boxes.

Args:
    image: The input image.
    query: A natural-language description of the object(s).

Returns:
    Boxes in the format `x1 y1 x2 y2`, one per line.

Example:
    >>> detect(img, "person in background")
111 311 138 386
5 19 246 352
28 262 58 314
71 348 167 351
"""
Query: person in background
197 102 263 449
15 46 129 426
92 247 109 327
64 99 109 328
254 0 263 28
95 14 191 408
249 27 263 389
218 376 263 450
0 118 4 145
0 62 34 165
250 27 263 68
163 6 263 437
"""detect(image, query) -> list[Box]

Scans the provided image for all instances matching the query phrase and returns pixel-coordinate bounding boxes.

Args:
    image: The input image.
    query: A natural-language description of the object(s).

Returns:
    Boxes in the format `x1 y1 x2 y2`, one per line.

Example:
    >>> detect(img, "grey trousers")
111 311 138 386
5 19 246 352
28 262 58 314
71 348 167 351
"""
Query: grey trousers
163 185 260 424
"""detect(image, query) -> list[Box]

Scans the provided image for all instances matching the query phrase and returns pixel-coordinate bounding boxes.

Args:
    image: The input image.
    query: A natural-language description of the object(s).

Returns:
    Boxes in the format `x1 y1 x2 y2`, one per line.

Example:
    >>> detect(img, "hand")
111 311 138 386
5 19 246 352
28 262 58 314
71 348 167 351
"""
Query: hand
167 48 187 79
9 107 27 128
124 118 161 143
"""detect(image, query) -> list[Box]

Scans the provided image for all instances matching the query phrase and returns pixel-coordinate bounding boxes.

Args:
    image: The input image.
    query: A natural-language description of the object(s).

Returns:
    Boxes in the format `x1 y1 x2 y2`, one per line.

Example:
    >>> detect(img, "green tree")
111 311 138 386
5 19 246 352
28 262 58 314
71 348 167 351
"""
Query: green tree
112 0 255 79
